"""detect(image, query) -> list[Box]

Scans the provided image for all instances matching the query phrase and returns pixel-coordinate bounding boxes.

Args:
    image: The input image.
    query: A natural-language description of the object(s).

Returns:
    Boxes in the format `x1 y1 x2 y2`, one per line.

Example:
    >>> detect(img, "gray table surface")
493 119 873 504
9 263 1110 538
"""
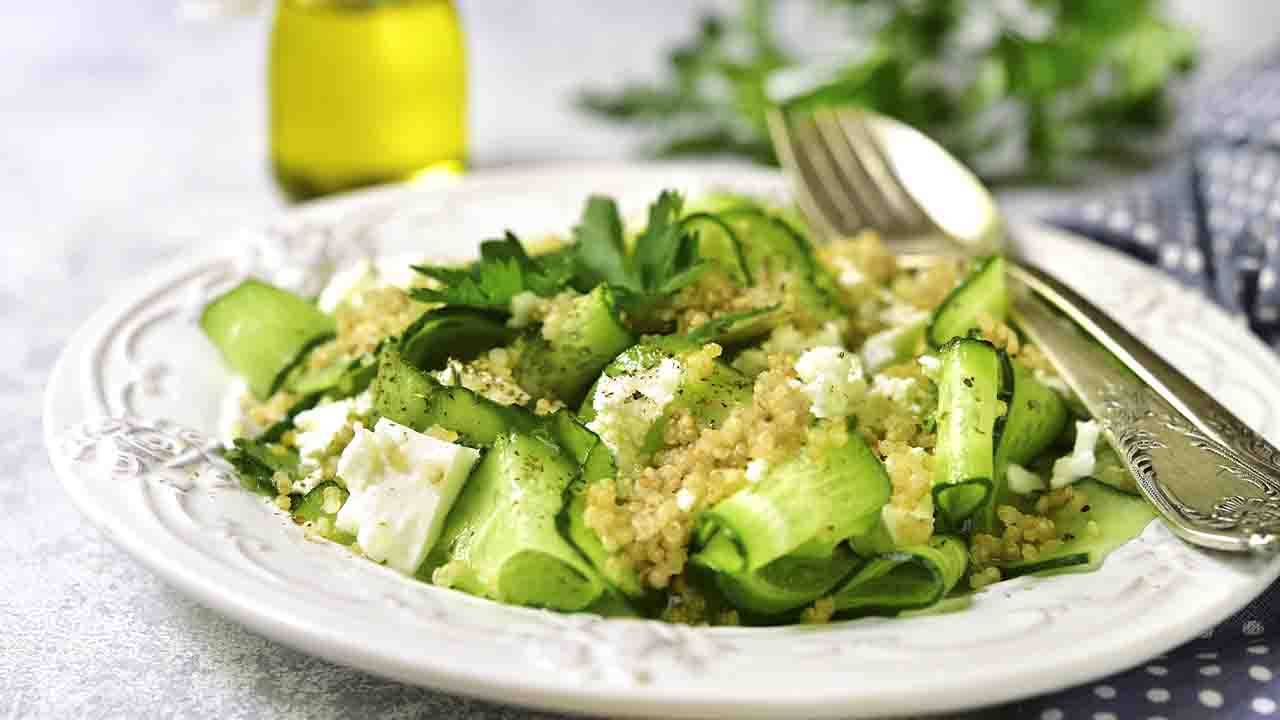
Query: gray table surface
8 2 1280 717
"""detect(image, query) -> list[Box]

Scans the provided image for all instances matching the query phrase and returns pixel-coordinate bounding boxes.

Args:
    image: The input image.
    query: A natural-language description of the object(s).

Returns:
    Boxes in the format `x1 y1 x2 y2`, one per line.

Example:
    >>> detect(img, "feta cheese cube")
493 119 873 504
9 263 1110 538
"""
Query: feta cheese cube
1050 420 1102 489
334 418 480 574
793 346 867 419
294 398 361 466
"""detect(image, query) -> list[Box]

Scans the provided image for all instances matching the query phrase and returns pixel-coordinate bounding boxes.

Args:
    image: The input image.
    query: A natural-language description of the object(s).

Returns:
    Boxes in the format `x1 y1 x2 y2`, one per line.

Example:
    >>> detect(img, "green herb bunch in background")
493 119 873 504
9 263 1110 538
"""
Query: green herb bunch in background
579 0 1197 181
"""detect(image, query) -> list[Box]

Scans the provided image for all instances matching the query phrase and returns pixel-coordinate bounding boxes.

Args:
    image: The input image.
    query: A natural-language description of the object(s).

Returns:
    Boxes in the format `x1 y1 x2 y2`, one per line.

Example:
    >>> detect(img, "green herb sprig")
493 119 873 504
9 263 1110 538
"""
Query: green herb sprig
578 0 1197 181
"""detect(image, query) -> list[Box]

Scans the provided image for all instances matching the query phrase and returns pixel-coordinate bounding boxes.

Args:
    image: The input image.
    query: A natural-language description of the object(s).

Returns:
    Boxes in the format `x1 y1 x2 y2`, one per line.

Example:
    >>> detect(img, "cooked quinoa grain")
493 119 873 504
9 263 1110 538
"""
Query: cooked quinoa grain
584 351 811 589
437 347 531 407
308 287 424 370
969 487 1090 577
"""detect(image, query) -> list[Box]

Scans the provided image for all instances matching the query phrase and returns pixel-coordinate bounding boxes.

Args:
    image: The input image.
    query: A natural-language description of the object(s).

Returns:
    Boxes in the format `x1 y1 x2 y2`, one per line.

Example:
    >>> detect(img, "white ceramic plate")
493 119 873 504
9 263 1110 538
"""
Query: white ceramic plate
44 163 1280 719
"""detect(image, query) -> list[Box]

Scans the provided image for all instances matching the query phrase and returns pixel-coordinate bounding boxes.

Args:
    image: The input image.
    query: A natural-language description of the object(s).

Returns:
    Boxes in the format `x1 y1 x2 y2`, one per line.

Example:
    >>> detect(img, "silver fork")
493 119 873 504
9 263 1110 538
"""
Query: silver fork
768 105 1280 554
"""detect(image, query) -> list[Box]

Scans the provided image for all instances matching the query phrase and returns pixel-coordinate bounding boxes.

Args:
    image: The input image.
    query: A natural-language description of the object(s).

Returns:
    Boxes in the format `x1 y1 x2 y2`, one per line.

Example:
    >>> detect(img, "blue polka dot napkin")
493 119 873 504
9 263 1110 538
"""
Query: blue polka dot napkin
1000 52 1280 720
1052 51 1280 343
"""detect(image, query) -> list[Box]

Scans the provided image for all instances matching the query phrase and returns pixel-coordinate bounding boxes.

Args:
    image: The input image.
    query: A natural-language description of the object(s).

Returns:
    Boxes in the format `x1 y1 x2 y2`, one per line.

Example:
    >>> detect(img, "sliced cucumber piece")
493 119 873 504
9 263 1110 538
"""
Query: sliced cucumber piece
719 208 844 327
927 256 1007 348
426 432 604 611
223 438 299 496
681 212 752 286
1002 479 1155 578
933 337 1002 527
564 493 644 598
546 411 645 597
372 348 536 446
292 480 346 520
989 358 1070 519
995 359 1070 468
201 279 336 399
283 347 381 400
513 285 634 406
715 544 860 616
585 589 641 618
831 535 969 616
399 307 515 373
686 305 784 346
696 428 891 572
1090 444 1139 495
579 339 752 466
291 481 355 544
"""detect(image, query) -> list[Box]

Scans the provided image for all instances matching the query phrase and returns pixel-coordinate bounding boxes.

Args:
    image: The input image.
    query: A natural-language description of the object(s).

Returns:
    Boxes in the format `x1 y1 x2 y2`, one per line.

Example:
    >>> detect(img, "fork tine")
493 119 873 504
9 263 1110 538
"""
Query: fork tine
833 108 933 233
790 112 874 236
767 108 850 242
811 108 895 232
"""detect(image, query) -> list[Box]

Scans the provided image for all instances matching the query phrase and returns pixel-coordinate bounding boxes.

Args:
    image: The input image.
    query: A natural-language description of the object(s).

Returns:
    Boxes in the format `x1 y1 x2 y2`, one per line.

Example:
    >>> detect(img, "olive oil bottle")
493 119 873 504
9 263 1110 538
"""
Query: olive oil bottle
269 0 466 200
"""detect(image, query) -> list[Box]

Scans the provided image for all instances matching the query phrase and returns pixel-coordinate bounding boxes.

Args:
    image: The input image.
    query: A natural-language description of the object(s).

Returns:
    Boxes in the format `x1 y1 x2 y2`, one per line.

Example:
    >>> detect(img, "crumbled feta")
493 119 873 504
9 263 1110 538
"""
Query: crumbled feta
1050 420 1102 489
734 321 845 378
294 466 328 496
859 329 901 373
860 312 927 373
792 346 866 419
745 458 770 484
334 418 480 574
675 488 697 512
318 258 379 313
828 256 865 289
1007 463 1047 495
870 375 917 405
586 357 684 475
318 254 425 313
434 361 461 386
507 290 544 328
294 398 362 465
763 321 846 356
917 354 941 375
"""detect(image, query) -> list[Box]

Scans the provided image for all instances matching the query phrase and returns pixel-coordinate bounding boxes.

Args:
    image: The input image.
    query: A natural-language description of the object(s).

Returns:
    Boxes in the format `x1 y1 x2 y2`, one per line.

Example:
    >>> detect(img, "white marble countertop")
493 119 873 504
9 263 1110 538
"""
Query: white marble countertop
8 1 1280 717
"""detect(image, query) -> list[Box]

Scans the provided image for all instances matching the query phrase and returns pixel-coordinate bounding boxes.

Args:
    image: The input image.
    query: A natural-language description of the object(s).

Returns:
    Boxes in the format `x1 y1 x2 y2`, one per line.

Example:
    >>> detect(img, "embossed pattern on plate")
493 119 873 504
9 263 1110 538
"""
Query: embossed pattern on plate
43 164 1280 719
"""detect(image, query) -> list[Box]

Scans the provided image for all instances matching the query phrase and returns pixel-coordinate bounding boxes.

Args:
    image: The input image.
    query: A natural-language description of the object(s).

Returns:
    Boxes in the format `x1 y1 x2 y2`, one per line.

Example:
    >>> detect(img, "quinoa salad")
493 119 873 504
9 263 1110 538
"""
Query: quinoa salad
202 190 1154 625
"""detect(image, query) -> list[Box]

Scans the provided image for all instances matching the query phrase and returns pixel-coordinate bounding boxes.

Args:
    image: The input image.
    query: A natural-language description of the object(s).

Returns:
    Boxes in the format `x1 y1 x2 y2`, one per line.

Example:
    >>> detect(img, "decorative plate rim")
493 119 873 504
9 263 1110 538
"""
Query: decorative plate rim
42 162 1280 719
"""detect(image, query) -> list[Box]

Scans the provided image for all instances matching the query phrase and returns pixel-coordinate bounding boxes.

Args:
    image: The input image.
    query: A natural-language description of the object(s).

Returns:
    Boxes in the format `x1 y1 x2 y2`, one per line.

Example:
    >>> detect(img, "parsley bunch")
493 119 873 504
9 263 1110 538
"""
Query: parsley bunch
572 190 710 314
413 190 714 321
412 232 576 310
578 0 1197 181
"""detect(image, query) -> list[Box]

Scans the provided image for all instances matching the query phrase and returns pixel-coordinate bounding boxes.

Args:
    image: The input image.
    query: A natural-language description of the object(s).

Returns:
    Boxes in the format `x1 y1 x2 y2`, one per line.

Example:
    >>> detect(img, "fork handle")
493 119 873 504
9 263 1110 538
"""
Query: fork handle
1008 260 1280 552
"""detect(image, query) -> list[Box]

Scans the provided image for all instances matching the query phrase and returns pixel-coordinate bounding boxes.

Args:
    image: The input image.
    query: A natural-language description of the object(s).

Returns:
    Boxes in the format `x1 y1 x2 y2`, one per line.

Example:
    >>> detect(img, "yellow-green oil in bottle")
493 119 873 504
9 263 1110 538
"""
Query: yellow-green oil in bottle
269 0 466 200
